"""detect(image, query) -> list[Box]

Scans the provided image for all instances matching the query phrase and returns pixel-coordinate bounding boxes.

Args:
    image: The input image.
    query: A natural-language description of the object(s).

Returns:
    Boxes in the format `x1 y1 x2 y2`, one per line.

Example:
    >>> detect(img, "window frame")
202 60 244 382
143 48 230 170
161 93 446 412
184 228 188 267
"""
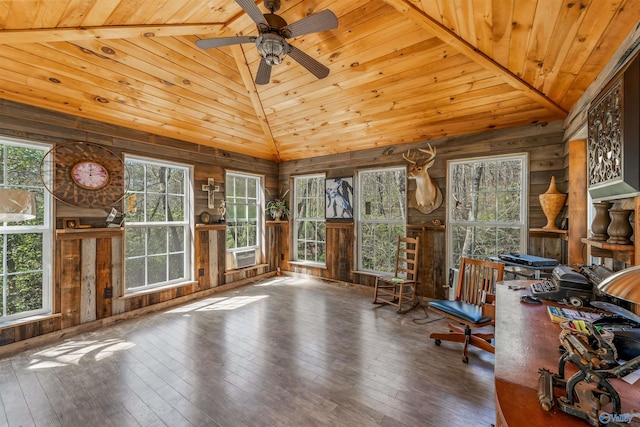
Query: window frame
293 174 326 266
446 153 528 270
0 137 52 323
123 155 193 292
356 166 407 274
225 171 262 254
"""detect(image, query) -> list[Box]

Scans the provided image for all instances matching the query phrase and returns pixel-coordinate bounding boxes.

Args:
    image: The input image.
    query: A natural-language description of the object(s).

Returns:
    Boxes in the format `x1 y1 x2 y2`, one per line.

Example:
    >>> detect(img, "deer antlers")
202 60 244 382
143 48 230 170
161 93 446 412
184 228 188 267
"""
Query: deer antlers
403 143 437 165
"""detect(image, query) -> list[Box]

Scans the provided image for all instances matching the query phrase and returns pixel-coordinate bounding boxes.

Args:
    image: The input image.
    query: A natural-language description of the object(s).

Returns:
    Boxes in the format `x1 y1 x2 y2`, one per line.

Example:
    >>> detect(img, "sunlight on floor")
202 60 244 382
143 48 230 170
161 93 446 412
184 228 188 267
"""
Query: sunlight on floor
165 295 269 313
28 338 135 370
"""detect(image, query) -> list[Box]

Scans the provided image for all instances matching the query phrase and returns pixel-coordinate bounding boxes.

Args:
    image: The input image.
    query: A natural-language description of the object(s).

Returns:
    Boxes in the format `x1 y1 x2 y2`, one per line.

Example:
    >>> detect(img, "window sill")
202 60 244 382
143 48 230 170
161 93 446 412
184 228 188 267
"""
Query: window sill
119 280 198 300
288 261 327 270
353 271 380 278
0 313 62 330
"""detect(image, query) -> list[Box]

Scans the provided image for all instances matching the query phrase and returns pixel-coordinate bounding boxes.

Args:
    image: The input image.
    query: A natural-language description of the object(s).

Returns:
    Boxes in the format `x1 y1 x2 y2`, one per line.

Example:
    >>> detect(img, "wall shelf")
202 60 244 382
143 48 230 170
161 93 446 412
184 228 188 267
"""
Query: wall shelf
581 237 635 264
529 228 568 239
55 227 124 240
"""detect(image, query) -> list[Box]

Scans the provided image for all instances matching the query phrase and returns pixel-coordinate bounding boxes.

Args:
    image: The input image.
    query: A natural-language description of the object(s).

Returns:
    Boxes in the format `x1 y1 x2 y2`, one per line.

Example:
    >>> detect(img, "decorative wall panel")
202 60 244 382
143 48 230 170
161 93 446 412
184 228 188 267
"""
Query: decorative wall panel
588 53 640 200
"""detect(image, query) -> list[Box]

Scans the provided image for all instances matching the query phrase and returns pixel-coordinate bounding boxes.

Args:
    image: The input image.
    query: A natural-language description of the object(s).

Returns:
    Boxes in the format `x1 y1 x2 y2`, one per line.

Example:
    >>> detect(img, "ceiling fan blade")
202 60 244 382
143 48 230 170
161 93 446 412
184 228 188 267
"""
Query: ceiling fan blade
235 0 268 27
196 36 256 49
255 58 272 85
288 45 330 79
282 10 338 38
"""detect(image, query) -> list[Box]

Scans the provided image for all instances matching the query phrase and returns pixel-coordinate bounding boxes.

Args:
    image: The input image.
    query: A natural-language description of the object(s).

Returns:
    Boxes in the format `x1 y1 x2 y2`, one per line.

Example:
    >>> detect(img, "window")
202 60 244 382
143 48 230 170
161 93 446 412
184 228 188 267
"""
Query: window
448 154 527 268
124 156 192 291
294 175 326 264
357 167 406 273
225 172 261 251
0 137 51 322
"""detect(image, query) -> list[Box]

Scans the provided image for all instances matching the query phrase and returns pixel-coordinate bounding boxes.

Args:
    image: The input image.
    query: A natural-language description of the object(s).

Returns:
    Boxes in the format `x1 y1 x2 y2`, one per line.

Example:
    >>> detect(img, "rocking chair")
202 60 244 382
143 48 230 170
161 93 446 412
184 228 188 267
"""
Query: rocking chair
372 236 420 313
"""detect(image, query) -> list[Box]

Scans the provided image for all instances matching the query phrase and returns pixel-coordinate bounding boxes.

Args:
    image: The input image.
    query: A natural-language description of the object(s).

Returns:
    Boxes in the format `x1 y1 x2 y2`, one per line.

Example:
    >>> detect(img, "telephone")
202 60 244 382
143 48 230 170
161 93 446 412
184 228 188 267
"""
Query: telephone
529 265 595 307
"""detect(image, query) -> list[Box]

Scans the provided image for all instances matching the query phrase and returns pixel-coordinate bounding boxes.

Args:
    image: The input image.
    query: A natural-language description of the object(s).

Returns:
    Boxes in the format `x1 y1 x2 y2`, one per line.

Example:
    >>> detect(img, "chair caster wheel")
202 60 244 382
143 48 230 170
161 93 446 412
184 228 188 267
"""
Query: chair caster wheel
462 356 469 364
434 339 441 346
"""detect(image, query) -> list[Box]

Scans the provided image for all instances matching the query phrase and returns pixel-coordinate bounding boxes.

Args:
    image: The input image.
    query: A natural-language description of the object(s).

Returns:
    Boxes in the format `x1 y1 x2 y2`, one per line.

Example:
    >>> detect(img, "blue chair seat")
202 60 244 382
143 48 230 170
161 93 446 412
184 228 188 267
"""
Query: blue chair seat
428 300 492 324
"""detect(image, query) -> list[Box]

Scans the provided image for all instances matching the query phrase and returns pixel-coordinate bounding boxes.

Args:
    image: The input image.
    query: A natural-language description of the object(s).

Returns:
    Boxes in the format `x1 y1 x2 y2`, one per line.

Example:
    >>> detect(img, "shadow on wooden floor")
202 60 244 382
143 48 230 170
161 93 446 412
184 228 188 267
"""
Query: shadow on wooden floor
0 276 496 427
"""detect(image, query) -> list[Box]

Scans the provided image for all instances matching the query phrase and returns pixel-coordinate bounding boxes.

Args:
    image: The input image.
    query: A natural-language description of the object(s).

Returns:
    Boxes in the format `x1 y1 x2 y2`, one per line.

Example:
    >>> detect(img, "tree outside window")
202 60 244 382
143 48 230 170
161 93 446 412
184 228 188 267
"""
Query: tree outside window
357 167 406 273
124 156 191 290
448 154 527 268
0 138 51 321
225 173 261 250
294 175 326 264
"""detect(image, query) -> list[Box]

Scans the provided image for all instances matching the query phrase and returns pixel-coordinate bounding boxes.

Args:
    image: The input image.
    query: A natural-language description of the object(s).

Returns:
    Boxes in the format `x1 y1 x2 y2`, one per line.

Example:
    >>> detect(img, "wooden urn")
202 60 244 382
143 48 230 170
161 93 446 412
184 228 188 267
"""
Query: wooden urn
539 176 567 230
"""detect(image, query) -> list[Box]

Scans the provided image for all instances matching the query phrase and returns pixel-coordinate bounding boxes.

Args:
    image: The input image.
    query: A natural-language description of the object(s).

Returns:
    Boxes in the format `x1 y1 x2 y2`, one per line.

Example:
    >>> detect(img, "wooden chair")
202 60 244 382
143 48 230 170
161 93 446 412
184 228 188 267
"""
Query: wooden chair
427 257 504 363
372 236 420 313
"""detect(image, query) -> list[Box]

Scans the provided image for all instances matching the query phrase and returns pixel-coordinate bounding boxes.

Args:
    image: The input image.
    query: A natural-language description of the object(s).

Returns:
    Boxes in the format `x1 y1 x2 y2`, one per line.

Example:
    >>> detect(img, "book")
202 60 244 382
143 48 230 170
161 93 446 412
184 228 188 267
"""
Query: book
547 306 603 323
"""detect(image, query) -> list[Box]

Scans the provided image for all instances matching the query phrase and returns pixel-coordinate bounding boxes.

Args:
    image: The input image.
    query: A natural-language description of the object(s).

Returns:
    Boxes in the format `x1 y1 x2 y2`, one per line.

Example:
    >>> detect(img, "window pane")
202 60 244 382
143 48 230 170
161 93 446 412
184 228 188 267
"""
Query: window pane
225 173 261 251
357 167 406 273
146 193 166 222
169 226 185 252
148 255 168 285
0 139 51 321
7 233 43 273
169 254 184 280
294 175 326 263
146 165 167 193
498 192 521 222
124 157 191 291
127 162 145 191
168 168 185 194
448 155 526 268
125 257 145 289
125 228 145 257
148 227 167 255
168 195 184 221
7 272 43 315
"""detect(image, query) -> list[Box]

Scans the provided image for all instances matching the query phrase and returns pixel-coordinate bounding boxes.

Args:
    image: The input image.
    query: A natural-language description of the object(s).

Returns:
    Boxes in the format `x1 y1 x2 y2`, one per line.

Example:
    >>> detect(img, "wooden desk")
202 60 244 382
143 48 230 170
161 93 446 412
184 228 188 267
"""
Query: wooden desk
495 281 640 426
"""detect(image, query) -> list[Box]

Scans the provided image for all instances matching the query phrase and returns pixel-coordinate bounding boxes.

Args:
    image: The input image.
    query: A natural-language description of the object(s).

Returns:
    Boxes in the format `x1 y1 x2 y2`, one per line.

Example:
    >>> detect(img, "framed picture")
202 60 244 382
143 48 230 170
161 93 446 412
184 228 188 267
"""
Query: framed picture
326 177 354 219
63 218 80 229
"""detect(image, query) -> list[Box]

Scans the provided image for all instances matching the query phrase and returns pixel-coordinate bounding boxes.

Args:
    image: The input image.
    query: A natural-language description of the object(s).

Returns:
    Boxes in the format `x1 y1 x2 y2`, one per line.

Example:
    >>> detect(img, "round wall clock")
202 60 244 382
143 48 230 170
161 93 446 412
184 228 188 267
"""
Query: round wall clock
71 161 110 190
40 141 127 208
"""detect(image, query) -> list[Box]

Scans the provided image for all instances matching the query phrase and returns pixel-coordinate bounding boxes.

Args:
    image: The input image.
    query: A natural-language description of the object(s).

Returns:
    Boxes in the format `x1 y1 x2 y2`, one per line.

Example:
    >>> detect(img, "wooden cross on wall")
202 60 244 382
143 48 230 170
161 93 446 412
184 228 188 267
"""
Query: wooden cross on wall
202 178 220 209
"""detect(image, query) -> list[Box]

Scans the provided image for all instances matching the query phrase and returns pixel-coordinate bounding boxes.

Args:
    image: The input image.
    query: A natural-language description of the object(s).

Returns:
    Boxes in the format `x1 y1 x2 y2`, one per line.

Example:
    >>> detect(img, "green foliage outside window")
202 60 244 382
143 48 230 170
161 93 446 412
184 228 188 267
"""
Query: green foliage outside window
448 156 526 268
357 167 406 273
226 173 260 250
124 158 190 290
294 175 326 263
0 140 50 320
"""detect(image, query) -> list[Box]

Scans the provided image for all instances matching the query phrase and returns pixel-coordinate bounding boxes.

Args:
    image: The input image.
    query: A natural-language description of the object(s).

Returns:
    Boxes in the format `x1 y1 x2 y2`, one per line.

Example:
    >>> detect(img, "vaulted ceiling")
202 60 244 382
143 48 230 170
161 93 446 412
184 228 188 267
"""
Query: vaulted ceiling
0 0 637 161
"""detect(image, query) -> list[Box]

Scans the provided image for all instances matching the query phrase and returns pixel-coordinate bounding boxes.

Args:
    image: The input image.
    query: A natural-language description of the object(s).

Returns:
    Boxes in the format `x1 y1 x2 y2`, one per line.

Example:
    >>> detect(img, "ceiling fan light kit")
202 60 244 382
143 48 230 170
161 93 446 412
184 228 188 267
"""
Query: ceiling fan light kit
196 0 337 85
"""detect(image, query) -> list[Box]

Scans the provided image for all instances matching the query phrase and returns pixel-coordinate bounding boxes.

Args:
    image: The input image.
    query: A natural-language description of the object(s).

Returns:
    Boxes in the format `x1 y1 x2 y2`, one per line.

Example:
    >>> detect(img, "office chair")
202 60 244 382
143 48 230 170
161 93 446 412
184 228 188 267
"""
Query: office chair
372 236 420 313
427 257 504 363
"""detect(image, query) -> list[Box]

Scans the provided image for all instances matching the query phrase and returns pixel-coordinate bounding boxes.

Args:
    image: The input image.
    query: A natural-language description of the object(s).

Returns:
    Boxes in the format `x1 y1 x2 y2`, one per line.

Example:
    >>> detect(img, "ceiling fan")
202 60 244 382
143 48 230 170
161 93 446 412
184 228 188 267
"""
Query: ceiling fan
196 0 338 85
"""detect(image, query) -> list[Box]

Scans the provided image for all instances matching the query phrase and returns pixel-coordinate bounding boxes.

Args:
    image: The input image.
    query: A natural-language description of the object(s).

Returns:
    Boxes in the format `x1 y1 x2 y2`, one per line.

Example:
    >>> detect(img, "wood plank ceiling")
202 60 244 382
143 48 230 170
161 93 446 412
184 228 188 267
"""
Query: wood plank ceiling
0 0 637 162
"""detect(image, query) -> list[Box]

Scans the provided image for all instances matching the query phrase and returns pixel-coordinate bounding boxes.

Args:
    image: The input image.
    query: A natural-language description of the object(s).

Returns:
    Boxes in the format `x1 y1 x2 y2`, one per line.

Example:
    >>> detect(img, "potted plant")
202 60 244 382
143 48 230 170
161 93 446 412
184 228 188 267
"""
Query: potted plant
266 188 290 220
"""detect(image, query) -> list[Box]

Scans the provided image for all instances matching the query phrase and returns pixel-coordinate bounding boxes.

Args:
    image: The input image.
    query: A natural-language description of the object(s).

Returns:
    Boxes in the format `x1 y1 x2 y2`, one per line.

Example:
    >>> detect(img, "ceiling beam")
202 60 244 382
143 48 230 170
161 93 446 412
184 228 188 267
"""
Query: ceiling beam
230 45 281 163
0 24 225 45
382 0 568 117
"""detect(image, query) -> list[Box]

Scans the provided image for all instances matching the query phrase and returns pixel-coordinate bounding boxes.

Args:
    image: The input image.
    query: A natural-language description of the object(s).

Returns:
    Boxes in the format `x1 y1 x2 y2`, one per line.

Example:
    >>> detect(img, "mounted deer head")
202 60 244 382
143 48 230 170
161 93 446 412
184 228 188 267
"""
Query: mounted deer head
403 144 443 214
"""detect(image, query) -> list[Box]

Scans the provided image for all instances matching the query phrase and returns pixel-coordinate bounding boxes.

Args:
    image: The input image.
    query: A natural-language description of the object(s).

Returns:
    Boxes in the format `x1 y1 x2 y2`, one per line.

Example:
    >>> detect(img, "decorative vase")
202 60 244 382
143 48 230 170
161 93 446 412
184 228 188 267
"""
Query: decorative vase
591 201 612 241
271 209 283 221
539 176 567 230
607 209 633 245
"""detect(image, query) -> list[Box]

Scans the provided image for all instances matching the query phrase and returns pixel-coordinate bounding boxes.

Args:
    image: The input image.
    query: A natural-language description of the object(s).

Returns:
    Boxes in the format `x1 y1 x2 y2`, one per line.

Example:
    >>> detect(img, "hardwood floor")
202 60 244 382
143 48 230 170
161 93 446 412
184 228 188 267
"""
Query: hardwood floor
0 276 496 427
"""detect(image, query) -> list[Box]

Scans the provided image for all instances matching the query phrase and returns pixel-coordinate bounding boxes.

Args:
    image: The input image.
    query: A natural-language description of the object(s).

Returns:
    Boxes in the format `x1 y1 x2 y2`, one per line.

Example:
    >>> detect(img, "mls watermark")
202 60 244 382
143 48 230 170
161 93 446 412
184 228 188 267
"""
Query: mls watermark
600 412 640 424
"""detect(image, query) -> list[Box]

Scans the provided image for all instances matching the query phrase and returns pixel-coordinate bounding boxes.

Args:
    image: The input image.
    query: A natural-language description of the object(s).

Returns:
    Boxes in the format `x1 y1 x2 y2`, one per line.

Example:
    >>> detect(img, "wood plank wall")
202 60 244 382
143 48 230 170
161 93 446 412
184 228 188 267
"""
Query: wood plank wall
0 99 278 348
0 98 567 348
278 120 567 295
